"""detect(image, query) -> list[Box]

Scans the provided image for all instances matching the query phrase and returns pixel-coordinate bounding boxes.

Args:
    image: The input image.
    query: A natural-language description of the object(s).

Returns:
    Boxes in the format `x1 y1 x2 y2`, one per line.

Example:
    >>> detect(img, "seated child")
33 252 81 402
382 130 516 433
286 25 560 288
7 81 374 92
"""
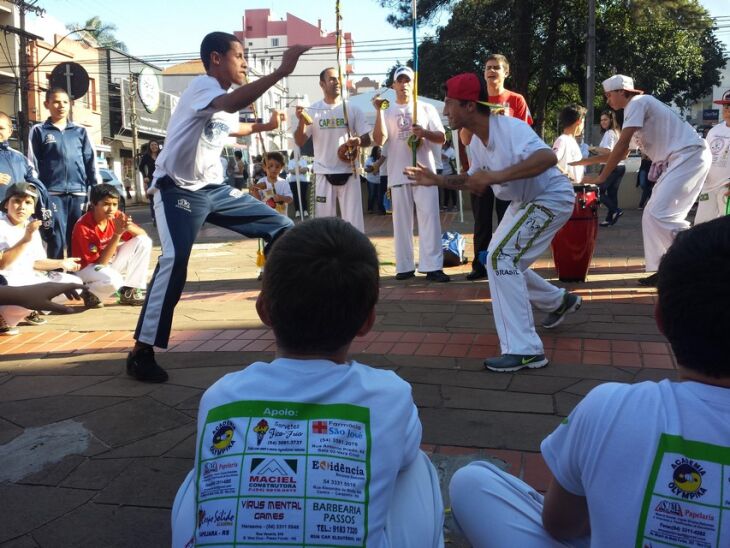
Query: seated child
71 183 152 308
171 217 444 548
448 215 730 547
254 151 293 215
0 182 82 335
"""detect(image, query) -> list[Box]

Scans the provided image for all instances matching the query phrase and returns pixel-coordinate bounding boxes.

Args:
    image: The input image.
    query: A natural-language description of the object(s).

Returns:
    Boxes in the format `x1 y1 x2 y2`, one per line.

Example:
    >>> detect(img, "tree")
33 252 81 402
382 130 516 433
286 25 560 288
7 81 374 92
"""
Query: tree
67 16 128 52
379 0 727 137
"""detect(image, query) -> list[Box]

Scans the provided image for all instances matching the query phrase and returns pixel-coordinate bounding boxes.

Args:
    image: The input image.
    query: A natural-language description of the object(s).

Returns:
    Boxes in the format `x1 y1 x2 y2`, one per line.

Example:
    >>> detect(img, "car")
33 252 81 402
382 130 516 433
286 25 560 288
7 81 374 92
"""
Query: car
98 168 126 211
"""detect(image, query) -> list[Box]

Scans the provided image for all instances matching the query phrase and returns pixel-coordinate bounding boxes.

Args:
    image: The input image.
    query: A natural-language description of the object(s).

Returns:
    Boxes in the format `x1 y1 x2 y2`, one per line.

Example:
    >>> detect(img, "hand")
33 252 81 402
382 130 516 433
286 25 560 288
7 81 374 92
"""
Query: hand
569 158 591 166
403 163 440 186
24 219 42 240
582 174 602 185
61 257 81 272
372 95 387 110
0 282 84 313
112 213 131 235
411 124 427 141
345 136 361 148
0 173 11 185
277 45 311 77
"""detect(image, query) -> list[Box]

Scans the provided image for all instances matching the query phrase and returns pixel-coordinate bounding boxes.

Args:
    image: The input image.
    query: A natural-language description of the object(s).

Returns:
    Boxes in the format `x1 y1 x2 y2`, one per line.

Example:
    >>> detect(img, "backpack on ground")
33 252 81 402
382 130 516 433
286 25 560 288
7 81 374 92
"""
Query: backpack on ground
442 231 467 267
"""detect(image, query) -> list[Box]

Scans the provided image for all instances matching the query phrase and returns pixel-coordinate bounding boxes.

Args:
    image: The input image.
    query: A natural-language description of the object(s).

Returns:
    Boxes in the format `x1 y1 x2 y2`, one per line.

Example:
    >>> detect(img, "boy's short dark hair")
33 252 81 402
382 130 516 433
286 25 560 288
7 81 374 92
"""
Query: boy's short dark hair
261 217 379 355
319 67 336 82
559 104 586 129
200 32 240 71
234 150 243 160
485 53 510 72
265 151 285 167
89 183 121 205
657 216 730 378
45 87 69 102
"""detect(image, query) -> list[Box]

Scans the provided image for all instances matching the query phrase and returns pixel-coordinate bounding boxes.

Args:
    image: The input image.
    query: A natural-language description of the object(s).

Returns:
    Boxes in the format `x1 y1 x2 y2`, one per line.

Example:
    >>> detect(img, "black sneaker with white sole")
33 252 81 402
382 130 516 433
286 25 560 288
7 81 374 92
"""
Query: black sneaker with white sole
484 354 549 372
126 346 169 383
542 292 582 329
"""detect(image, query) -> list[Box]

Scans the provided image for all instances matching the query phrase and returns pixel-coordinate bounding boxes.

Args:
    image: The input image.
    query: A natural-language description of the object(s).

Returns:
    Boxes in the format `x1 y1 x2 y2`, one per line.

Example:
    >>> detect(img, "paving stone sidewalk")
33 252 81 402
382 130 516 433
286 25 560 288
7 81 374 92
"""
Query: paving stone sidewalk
0 204 678 547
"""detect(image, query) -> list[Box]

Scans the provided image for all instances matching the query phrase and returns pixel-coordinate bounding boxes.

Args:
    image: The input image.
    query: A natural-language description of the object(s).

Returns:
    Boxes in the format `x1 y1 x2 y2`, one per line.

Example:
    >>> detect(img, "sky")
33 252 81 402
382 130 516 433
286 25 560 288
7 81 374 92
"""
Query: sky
31 0 730 82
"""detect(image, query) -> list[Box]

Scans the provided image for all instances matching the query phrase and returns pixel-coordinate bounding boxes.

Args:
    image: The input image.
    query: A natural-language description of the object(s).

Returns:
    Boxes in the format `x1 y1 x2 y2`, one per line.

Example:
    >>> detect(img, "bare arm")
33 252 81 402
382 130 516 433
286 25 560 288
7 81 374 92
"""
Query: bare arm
372 97 388 146
542 476 591 540
293 107 309 148
0 282 83 313
210 45 310 113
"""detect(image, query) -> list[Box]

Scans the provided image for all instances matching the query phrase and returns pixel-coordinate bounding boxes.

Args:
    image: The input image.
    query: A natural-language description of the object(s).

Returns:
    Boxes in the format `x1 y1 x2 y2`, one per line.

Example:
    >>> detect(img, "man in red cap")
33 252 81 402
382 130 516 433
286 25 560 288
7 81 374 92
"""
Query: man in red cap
405 73 580 372
574 74 711 286
695 89 730 224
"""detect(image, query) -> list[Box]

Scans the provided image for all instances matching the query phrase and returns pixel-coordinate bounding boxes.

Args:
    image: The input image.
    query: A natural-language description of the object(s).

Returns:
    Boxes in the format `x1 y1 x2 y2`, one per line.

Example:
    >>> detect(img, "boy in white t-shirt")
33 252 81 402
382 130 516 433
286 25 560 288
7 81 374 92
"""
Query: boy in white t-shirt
127 33 309 383
0 182 83 335
552 104 585 184
171 217 444 548
574 75 711 286
448 216 730 548
254 151 293 216
695 89 730 224
405 73 579 373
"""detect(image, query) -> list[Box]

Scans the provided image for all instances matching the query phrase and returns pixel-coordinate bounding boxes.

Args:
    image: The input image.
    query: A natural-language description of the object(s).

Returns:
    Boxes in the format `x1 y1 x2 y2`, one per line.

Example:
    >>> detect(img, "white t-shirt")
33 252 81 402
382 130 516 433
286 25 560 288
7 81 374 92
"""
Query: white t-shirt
542 380 730 548
598 129 625 166
623 95 703 163
304 99 371 174
256 177 292 215
703 122 730 191
379 143 388 177
552 134 584 183
383 101 445 186
364 156 380 184
441 147 456 176
153 75 239 191
287 158 309 183
467 116 574 204
0 213 46 275
184 358 421 548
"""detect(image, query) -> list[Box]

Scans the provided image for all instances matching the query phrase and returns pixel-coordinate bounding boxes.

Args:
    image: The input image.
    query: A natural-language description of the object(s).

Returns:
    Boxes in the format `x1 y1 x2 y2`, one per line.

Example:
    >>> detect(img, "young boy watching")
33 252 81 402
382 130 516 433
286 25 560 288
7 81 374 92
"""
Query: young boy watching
254 151 293 215
28 88 98 260
171 218 444 548
71 183 152 308
0 182 82 335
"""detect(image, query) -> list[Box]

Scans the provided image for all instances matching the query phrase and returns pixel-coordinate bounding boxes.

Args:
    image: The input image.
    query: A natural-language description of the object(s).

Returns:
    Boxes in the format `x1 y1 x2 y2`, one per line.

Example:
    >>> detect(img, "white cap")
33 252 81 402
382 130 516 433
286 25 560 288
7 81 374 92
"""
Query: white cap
393 66 415 81
602 74 643 94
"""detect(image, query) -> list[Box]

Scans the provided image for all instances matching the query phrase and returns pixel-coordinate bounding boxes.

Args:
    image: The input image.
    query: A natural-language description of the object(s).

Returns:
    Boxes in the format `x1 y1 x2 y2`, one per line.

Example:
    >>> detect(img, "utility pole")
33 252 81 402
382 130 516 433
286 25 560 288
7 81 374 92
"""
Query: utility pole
585 0 596 146
12 0 45 154
129 72 143 204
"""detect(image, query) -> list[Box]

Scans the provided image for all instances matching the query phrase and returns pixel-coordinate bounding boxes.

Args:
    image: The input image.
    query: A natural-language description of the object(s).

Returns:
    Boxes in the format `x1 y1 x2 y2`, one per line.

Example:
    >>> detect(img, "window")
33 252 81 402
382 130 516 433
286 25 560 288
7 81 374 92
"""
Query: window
271 38 279 47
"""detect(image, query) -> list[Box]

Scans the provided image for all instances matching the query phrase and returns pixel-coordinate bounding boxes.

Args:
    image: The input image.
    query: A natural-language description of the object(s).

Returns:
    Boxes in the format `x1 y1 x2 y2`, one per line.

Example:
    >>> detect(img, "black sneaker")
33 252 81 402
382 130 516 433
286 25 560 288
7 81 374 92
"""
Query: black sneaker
638 273 658 287
425 270 450 283
466 266 487 280
395 270 415 280
118 287 145 306
542 291 582 329
484 354 549 372
81 288 103 309
126 346 169 383
20 310 47 326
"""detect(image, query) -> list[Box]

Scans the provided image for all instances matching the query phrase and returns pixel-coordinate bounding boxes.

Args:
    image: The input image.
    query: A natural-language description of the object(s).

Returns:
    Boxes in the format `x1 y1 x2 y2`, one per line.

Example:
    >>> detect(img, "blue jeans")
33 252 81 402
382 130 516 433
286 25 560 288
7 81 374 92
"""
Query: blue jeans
135 178 293 348
598 165 626 219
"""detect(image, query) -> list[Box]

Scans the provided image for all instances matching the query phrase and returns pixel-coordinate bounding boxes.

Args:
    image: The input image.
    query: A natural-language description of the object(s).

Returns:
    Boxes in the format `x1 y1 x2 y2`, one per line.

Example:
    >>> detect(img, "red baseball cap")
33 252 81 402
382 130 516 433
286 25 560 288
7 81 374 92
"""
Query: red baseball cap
713 89 730 105
445 73 503 109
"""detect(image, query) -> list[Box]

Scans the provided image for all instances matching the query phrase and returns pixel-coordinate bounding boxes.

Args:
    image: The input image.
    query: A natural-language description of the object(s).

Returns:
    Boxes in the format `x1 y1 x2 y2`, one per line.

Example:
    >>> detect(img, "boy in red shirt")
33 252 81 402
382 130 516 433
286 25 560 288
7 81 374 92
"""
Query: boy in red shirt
71 183 152 307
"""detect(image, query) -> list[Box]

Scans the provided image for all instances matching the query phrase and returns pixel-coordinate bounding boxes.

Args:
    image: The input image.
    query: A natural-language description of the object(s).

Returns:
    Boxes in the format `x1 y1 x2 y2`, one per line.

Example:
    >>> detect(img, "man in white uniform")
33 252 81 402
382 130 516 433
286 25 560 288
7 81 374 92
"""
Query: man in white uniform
448 216 730 548
405 73 581 372
575 75 711 286
294 68 371 232
695 89 730 224
373 66 449 282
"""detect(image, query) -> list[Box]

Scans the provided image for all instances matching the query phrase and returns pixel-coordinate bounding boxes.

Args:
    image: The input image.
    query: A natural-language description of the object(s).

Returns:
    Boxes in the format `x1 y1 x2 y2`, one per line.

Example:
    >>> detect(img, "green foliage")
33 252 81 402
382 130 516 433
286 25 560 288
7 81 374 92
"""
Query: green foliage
379 0 727 137
67 16 128 53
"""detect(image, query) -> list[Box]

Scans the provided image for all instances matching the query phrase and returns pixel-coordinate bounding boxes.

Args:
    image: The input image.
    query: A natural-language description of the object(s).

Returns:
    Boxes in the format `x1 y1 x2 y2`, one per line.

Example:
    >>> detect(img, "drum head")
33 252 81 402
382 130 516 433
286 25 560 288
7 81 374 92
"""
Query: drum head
573 184 599 193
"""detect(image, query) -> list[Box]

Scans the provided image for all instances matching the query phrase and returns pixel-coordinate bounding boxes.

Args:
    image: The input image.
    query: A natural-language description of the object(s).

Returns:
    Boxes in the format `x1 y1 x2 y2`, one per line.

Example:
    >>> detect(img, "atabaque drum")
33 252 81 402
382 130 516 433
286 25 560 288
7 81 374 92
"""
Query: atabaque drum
551 184 599 282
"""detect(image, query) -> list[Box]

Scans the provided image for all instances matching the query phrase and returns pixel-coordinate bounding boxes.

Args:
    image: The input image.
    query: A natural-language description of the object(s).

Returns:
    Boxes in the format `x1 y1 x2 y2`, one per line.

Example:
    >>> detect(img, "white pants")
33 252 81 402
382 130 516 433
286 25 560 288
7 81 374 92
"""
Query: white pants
171 451 444 548
76 235 152 299
449 461 590 548
486 199 573 355
314 173 365 232
694 184 728 225
643 143 711 271
0 271 83 327
392 184 443 274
